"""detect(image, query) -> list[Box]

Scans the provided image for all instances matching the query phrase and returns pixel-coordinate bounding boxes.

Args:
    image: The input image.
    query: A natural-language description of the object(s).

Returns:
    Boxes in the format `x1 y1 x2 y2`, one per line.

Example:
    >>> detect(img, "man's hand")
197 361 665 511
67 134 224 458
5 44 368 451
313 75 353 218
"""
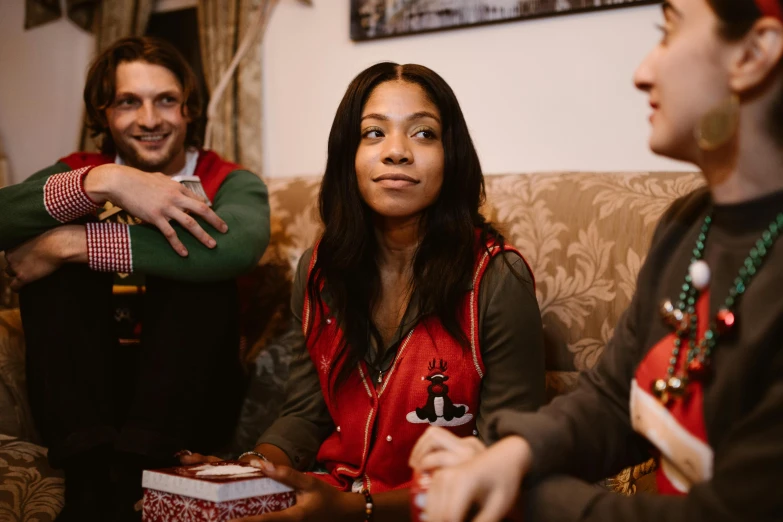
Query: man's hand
409 426 487 473
4 225 87 291
423 436 532 522
84 164 228 256
228 462 362 522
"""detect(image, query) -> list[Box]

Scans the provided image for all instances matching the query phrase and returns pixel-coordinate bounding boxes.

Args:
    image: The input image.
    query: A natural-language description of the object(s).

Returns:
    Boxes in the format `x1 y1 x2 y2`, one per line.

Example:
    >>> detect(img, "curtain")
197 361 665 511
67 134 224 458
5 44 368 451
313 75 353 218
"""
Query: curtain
197 0 280 177
0 137 8 188
94 0 154 52
78 0 154 150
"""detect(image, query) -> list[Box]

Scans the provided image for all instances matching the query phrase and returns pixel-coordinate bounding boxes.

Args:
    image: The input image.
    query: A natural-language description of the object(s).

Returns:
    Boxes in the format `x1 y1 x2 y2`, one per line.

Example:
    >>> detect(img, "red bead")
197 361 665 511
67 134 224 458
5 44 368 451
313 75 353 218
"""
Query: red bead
716 308 735 333
687 358 710 379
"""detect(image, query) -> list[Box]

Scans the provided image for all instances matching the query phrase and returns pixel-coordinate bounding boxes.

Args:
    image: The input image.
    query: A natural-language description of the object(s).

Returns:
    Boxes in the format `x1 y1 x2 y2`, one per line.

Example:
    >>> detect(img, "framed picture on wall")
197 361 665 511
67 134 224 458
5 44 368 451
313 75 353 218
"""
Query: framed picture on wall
350 0 659 41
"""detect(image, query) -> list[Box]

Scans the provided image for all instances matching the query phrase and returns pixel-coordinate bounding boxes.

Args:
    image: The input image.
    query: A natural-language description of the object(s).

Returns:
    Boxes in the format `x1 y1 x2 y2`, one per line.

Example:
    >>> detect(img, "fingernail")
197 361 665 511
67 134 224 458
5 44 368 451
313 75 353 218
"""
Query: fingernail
174 449 192 458
180 249 188 257
221 224 228 233
208 239 216 248
254 460 274 472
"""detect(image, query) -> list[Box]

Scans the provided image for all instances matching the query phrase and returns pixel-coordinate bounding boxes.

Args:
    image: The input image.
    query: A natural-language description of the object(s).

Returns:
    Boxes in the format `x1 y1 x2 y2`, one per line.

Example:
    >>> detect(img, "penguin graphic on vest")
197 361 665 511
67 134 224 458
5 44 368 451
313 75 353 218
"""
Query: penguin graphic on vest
414 359 467 423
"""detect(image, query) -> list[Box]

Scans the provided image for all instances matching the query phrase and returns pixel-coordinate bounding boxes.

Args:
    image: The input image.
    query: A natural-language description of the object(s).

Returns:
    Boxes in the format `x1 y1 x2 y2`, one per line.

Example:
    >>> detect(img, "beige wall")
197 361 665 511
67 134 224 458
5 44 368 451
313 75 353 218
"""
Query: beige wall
0 0 687 184
0 0 95 184
261 0 687 177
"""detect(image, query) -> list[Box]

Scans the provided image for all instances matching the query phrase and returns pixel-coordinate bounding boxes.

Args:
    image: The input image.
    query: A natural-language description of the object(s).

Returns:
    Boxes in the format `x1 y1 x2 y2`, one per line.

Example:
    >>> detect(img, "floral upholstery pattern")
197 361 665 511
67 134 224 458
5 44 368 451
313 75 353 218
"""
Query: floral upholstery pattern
0 171 705 515
0 435 63 522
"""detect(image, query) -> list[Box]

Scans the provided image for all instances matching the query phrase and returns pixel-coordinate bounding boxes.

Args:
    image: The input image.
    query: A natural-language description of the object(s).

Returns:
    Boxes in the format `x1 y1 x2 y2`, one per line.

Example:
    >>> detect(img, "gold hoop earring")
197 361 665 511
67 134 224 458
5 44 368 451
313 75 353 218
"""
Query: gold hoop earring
695 93 740 151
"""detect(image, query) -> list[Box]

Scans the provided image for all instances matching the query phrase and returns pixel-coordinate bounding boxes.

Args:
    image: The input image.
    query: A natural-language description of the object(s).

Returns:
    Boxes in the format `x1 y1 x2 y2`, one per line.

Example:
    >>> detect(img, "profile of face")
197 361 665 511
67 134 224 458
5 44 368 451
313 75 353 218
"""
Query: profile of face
105 60 190 174
355 80 445 221
634 0 736 162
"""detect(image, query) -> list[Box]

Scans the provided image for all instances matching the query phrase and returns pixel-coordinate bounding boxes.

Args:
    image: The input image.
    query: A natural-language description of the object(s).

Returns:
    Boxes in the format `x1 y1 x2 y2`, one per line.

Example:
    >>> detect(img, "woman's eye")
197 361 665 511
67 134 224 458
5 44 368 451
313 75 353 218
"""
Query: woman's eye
414 129 436 139
363 129 384 139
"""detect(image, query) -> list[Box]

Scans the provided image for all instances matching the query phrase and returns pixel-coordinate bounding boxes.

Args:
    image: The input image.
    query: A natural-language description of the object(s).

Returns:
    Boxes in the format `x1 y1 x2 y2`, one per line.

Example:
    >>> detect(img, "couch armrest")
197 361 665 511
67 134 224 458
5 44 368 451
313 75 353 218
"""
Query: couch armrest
0 308 38 443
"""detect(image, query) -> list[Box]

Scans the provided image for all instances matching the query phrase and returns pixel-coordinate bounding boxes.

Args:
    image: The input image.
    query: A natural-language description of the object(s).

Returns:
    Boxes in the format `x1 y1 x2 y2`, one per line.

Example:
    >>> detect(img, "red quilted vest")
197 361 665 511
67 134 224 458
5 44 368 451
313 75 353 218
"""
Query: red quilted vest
303 235 532 493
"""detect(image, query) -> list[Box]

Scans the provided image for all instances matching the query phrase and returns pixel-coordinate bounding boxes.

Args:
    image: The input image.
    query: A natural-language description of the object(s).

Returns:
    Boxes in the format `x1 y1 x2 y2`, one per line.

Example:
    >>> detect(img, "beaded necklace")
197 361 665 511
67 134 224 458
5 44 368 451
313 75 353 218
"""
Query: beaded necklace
653 211 783 405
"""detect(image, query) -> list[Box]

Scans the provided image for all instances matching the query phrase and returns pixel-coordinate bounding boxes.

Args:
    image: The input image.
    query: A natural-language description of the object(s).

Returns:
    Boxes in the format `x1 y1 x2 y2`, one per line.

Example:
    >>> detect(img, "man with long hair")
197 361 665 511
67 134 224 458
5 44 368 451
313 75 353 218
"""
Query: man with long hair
0 36 270 521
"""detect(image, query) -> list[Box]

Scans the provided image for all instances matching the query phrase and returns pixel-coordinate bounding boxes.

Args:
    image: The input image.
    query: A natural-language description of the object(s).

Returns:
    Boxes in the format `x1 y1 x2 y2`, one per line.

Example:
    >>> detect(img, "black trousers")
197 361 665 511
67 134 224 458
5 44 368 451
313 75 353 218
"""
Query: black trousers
19 264 245 468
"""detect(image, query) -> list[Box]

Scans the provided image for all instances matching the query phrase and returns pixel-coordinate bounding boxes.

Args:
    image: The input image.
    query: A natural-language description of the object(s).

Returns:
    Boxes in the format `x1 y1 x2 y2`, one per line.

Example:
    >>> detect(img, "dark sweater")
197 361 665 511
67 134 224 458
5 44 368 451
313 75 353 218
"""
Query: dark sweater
489 187 783 522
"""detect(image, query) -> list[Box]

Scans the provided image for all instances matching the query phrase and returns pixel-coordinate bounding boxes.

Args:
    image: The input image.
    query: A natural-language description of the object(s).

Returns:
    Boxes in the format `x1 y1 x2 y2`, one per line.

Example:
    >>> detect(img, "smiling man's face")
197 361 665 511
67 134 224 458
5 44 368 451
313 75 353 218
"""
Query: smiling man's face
105 60 190 175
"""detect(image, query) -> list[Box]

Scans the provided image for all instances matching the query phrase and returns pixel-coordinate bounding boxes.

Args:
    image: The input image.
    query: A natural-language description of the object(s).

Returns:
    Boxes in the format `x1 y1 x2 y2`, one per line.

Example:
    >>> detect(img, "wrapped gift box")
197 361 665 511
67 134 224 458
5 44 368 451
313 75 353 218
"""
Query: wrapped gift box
142 461 295 521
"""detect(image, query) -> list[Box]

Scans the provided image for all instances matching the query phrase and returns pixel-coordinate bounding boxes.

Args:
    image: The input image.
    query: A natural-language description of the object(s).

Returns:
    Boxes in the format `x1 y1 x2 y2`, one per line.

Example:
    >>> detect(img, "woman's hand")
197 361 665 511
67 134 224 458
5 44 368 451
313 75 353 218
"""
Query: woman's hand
228 461 362 522
423 436 532 522
409 426 486 473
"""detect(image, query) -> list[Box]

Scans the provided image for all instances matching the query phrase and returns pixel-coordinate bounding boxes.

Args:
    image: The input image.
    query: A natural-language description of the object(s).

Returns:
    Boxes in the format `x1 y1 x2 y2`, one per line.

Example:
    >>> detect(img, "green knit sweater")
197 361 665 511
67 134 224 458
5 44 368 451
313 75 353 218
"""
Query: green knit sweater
0 158 270 282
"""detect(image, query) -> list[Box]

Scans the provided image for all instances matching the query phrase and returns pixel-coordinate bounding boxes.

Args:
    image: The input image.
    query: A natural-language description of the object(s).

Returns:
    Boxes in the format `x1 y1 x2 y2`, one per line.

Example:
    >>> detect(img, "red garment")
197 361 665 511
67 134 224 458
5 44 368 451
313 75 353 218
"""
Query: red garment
303 236 532 493
59 150 240 202
631 292 713 495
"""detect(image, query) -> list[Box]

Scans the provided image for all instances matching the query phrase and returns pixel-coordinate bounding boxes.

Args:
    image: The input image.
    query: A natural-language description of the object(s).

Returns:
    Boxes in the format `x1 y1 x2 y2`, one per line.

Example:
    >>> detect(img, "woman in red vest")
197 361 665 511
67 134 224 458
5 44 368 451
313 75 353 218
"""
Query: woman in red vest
410 0 783 520
185 63 546 520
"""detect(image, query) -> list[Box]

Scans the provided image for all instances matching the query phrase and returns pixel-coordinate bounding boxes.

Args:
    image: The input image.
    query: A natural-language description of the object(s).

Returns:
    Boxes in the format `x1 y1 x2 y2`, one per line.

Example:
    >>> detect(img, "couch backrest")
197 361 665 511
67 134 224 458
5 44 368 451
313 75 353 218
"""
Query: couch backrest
481 172 704 399
249 172 704 390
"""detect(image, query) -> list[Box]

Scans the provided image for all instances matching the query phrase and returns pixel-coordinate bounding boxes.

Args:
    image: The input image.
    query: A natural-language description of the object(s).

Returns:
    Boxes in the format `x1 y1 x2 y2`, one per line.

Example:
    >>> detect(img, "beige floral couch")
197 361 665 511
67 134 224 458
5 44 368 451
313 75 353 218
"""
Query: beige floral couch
0 171 704 521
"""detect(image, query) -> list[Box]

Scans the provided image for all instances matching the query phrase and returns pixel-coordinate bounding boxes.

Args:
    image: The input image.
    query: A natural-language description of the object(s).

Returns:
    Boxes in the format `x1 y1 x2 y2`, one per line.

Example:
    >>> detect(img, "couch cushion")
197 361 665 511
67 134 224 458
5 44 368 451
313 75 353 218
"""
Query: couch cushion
0 435 64 522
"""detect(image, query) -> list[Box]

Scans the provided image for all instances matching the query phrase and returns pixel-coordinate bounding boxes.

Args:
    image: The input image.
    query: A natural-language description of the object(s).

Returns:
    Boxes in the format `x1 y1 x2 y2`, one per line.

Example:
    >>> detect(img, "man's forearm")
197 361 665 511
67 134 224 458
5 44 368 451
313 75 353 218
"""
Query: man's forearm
55 225 88 264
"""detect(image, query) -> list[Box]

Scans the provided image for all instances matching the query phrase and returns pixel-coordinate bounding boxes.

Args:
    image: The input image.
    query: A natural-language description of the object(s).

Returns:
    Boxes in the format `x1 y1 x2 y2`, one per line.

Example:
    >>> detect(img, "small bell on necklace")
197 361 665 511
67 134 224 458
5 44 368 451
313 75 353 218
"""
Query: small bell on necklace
689 260 711 291
716 308 736 334
660 299 675 319
660 300 689 332
651 378 668 399
666 375 688 398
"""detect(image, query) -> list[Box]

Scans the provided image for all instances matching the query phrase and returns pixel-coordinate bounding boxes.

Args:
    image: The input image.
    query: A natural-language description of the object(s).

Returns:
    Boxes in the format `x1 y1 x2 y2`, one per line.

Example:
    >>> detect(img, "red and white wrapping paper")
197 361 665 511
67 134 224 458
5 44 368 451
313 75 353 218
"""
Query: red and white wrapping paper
142 462 295 522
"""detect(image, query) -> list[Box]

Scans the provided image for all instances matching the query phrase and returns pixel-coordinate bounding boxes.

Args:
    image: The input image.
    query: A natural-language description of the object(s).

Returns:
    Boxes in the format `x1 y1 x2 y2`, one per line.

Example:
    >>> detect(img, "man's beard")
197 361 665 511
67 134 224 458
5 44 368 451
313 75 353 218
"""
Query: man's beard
114 136 178 173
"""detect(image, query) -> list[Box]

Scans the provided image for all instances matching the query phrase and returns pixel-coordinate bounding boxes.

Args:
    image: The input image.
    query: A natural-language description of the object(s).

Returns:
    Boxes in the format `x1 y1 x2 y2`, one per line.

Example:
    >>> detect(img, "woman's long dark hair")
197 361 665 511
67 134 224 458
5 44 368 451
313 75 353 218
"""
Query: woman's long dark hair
308 62 506 385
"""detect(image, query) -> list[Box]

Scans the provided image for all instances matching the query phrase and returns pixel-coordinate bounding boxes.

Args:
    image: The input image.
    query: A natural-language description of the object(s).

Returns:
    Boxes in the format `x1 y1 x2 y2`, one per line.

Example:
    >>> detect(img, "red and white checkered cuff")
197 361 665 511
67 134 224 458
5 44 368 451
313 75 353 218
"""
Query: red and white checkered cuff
85 222 133 273
43 167 100 223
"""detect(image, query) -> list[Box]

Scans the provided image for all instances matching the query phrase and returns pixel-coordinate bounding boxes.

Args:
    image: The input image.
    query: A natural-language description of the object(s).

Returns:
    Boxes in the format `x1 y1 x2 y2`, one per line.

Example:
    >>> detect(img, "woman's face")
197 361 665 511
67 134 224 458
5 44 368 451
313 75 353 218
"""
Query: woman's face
634 0 737 162
355 80 445 222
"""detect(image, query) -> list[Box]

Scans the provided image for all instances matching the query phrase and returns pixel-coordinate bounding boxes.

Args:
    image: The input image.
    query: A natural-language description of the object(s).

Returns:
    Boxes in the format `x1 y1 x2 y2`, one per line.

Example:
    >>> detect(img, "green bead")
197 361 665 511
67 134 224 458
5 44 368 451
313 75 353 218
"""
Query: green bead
748 266 756 276
682 283 690 292
685 275 692 283
704 330 714 340
687 297 695 306
763 231 772 242
725 296 735 307
737 282 746 294
750 248 758 258
669 357 677 365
